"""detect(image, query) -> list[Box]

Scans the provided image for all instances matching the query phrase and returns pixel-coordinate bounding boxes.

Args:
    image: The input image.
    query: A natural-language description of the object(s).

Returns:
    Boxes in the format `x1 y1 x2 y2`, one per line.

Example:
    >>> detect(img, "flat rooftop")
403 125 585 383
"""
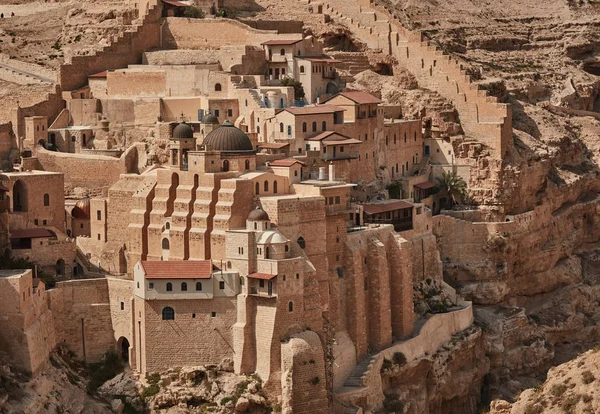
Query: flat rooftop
0 269 31 278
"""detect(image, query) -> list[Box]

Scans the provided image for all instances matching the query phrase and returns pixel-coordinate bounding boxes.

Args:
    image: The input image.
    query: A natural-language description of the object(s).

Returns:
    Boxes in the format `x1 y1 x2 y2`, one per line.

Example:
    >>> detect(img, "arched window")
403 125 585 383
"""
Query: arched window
280 123 284 133
312 122 317 132
162 306 175 320
322 121 327 131
265 246 270 259
222 159 230 172
264 180 269 192
215 83 222 92
273 181 278 194
166 283 173 292
181 282 187 291
300 65 305 73
288 301 293 312
43 193 50 206
297 236 306 249
302 122 307 133
196 282 202 291
287 125 292 136
280 48 285 56
255 182 260 195
285 244 289 252
162 238 170 250
245 160 250 170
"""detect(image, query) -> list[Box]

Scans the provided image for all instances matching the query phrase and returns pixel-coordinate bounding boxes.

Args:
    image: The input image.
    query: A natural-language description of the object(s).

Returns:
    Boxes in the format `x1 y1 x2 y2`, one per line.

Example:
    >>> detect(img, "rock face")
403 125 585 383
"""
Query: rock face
380 326 489 414
489 348 600 414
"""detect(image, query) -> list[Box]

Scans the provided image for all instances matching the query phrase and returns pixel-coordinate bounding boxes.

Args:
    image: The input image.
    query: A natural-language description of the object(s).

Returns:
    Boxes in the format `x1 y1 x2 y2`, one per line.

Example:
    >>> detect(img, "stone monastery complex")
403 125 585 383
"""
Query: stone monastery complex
0 0 520 412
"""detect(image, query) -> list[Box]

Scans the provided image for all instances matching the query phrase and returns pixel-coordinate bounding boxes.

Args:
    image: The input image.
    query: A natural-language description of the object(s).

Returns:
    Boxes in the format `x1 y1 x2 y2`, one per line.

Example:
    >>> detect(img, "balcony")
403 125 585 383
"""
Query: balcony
364 217 413 232
326 201 354 216
249 287 277 298
269 55 288 63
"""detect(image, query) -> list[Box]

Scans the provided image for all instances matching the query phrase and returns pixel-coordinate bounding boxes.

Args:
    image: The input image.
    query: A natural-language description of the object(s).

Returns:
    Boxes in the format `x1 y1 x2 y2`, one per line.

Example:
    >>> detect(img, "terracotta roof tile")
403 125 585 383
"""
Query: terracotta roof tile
141 260 213 279
258 142 290 149
262 39 303 46
269 158 306 167
414 181 436 190
10 228 54 239
326 91 382 105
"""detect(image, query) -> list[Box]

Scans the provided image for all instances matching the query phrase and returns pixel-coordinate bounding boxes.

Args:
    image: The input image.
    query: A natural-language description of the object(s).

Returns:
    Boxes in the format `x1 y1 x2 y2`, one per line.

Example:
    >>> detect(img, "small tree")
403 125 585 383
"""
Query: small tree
386 180 402 199
215 8 228 17
281 77 305 102
436 171 467 206
183 6 205 19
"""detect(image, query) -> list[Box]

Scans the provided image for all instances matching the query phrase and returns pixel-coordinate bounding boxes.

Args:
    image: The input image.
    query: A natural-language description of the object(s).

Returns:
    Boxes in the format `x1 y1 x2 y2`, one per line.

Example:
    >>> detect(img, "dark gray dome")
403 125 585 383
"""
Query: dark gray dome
172 122 194 139
203 120 254 152
202 114 219 125
248 206 269 221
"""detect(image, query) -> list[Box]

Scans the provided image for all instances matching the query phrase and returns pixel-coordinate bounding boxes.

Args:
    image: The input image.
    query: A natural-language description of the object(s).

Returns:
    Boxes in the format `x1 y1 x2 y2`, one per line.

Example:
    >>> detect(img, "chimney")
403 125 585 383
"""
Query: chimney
329 162 335 181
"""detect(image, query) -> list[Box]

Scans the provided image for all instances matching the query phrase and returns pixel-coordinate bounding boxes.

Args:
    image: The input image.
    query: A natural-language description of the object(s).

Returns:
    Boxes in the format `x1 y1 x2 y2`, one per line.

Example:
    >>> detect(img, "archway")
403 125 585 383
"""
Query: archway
326 81 339 95
12 180 27 212
56 259 65 276
117 337 130 363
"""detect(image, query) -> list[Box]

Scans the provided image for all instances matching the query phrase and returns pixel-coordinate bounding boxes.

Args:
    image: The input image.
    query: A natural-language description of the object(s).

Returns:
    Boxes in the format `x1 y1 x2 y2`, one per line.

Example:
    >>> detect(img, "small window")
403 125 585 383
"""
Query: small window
302 122 307 132
273 181 278 194
137 282 140 288
219 281 225 290
214 109 220 117
288 301 293 312
215 83 222 92
300 65 305 74
192 313 196 318
211 312 217 317
162 307 175 320
285 244 289 252
255 182 260 195
43 194 50 206
162 238 170 250
97 210 102 220
165 222 170 230
297 236 306 249
227 109 233 117
120 302 124 310
280 48 285 55
264 180 269 192
34 219 38 225
80 224 84 229
312 122 317 132
149 282 154 289
296 273 300 279
181 282 188 291
259 279 265 288
322 121 326 131
43 220 47 225
196 282 202 291
166 282 173 292
280 123 284 133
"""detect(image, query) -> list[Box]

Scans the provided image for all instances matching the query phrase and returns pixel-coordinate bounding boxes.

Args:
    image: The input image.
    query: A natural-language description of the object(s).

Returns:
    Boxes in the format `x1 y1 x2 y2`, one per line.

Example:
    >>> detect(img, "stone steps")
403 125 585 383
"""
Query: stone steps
341 355 372 389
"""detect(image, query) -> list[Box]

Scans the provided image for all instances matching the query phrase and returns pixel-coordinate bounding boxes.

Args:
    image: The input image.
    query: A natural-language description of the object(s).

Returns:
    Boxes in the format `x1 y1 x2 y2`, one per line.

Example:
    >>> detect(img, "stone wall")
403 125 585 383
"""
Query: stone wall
48 278 116 363
162 18 302 49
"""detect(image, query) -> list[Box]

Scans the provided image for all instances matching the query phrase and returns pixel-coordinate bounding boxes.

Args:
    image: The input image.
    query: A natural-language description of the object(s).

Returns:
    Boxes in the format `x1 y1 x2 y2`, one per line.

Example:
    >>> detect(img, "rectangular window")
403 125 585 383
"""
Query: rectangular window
211 312 217 318
214 109 220 117
97 234 101 240
416 207 422 215
120 302 124 310
219 281 225 290
192 313 196 318
34 219 38 225
335 196 340 204
259 280 265 288
149 283 154 289
43 220 47 225
227 109 233 117
97 210 102 220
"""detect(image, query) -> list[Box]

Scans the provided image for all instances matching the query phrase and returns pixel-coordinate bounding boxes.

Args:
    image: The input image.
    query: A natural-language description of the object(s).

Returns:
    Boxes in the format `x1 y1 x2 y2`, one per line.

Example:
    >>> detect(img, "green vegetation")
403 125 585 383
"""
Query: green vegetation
183 7 205 19
582 370 595 384
87 350 124 393
436 171 467 206
215 8 228 17
386 180 402 199
51 41 61 51
74 34 82 42
393 352 407 367
220 397 233 405
281 77 305 101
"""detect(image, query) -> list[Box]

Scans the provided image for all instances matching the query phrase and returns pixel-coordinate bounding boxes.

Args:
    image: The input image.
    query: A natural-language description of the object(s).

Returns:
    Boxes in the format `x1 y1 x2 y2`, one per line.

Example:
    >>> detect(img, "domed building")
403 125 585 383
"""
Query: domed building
169 121 196 171
191 120 257 173
71 197 91 237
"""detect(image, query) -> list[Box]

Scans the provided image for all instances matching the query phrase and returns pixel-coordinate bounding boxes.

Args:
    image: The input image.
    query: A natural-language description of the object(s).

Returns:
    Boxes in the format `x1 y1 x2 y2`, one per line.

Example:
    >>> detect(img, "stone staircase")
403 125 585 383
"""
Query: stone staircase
318 0 512 160
328 51 372 84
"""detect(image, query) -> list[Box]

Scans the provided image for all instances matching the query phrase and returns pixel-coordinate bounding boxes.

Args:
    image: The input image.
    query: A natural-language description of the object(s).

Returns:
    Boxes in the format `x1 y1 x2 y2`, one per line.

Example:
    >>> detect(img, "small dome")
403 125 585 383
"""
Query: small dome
72 197 90 219
172 122 194 139
203 120 254 152
248 206 269 221
257 230 289 245
202 114 219 125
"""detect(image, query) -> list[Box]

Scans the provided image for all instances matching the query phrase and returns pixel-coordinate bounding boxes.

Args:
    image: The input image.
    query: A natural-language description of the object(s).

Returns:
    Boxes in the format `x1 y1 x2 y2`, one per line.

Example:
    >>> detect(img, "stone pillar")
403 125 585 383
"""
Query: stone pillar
367 238 392 351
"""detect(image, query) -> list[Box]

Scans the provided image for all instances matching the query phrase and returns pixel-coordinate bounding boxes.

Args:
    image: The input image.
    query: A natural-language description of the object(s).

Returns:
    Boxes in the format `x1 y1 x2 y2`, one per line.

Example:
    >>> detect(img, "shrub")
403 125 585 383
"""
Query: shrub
87 350 124 392
380 358 392 373
220 397 233 405
582 370 595 384
550 383 567 397
393 352 407 367
141 383 159 399
184 7 205 18
280 77 305 101
51 42 61 51
146 372 161 385
74 34 81 42
215 8 228 17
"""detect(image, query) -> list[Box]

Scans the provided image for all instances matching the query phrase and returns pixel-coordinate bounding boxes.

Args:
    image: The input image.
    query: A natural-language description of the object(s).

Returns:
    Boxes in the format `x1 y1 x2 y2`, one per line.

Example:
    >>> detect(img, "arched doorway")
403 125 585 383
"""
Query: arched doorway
326 81 339 95
56 259 65 276
12 180 27 212
117 337 130 363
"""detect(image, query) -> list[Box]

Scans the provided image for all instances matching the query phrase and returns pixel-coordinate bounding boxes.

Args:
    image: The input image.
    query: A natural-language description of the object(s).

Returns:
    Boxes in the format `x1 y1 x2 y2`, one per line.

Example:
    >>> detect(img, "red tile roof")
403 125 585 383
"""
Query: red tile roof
308 131 337 141
326 91 382 105
258 142 290 149
248 273 278 280
362 200 414 215
414 181 436 190
10 228 54 239
284 105 345 116
324 138 362 145
88 71 107 79
262 39 303 46
141 260 213 279
269 158 306 167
